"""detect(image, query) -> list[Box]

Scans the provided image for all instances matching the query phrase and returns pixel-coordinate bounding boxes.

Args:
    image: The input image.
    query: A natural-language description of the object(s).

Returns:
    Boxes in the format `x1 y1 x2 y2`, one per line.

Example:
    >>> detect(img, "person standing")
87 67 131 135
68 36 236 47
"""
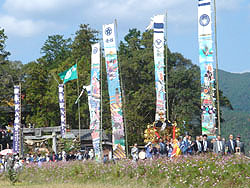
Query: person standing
180 134 190 155
226 134 236 154
131 143 139 162
193 136 202 154
145 142 153 160
213 135 225 155
159 138 166 157
187 135 193 155
235 135 245 154
202 134 210 153
164 139 172 157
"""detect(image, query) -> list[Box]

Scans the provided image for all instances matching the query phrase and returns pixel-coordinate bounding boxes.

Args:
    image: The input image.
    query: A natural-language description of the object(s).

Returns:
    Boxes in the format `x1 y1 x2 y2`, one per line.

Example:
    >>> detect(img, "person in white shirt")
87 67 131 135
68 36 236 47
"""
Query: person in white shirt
131 143 139 162
202 134 211 153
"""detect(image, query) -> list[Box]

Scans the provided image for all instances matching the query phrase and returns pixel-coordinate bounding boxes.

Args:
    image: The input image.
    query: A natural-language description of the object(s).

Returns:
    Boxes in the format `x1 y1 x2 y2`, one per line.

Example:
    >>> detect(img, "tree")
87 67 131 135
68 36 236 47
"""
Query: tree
0 28 10 62
41 34 72 69
21 24 101 129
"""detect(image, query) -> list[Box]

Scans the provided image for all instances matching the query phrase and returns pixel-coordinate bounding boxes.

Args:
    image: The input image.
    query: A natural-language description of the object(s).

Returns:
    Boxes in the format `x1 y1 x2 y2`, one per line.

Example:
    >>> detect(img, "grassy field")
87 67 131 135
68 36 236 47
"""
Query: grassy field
0 182 140 188
0 155 249 188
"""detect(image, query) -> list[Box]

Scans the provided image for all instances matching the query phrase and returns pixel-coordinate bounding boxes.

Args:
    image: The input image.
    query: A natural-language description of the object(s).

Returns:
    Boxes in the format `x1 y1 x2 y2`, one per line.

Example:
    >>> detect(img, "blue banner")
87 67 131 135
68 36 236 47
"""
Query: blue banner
13 85 21 153
58 84 66 137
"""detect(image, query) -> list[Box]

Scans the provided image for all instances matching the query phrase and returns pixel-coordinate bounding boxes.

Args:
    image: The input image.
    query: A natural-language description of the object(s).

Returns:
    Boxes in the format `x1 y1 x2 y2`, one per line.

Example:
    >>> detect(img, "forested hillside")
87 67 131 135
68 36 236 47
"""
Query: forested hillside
218 70 250 155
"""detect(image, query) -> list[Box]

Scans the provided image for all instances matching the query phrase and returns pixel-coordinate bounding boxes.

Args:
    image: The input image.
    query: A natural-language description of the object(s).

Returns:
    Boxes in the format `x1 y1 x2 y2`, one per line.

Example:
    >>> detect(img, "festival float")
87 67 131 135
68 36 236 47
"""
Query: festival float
144 112 180 144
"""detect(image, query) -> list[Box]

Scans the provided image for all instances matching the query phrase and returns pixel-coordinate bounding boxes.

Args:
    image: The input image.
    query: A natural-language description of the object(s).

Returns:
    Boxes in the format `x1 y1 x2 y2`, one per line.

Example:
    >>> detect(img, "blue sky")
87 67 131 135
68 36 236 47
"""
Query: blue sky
0 0 249 73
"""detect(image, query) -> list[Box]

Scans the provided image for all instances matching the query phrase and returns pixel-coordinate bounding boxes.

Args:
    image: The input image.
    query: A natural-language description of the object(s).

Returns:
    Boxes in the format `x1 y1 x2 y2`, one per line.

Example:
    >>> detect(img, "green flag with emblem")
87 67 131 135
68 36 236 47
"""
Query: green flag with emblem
59 64 78 84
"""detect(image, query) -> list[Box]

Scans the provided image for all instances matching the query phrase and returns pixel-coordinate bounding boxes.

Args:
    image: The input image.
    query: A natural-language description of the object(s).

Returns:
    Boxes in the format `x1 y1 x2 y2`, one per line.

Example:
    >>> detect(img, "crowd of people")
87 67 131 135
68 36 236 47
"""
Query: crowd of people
0 134 246 172
0 149 97 173
131 134 245 161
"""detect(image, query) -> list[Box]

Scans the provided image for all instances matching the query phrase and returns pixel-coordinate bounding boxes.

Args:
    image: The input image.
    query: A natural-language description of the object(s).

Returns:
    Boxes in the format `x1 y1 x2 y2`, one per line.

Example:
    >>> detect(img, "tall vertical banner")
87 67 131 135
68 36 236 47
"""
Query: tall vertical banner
90 43 101 160
103 23 126 159
58 84 66 137
198 0 216 136
153 15 166 121
13 85 21 153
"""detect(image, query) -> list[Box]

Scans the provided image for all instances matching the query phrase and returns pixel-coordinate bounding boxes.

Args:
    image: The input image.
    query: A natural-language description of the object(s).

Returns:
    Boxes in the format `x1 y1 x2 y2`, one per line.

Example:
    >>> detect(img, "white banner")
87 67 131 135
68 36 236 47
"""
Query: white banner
153 15 166 121
198 0 216 136
103 23 116 56
90 42 101 160
198 0 213 37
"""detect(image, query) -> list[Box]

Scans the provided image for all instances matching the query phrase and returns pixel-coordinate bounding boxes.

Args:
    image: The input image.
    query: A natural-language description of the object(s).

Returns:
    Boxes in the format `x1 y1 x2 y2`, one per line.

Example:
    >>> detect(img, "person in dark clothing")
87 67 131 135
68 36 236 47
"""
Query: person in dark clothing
226 134 236 154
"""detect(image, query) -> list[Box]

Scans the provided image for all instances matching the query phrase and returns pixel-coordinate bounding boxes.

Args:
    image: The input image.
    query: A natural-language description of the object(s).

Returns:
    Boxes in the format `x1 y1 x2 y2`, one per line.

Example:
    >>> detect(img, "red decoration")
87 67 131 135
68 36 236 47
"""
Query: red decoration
173 126 176 140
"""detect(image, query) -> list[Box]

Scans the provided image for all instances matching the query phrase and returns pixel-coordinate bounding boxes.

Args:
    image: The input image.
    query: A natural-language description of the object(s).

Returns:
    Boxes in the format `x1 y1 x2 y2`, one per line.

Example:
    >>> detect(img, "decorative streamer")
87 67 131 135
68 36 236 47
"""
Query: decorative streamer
13 85 21 153
152 15 166 121
103 23 126 159
198 0 216 136
58 84 66 137
90 43 101 160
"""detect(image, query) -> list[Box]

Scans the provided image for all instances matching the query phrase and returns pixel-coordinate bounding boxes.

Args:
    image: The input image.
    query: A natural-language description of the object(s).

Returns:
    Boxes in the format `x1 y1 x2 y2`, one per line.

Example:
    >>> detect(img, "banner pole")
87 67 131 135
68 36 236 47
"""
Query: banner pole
64 84 67 134
213 0 221 135
76 61 81 142
165 11 169 121
100 43 103 158
19 82 23 158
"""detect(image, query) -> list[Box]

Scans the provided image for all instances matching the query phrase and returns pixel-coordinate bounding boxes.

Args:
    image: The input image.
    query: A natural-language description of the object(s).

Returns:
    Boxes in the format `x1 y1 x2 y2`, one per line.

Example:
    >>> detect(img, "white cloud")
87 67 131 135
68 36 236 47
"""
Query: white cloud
0 15 56 37
80 0 196 33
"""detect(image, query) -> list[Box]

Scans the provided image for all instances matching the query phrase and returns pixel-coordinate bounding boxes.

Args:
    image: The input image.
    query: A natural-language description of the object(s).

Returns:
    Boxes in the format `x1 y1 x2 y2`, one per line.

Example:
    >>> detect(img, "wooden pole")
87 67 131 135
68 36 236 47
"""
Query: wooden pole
213 0 221 135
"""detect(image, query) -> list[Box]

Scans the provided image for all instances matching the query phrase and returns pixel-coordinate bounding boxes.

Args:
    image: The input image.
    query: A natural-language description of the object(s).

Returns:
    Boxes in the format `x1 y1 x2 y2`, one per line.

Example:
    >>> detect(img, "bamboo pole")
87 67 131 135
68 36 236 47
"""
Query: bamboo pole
64 84 67 135
213 0 221 135
165 11 169 121
19 82 23 158
100 42 103 157
76 61 81 142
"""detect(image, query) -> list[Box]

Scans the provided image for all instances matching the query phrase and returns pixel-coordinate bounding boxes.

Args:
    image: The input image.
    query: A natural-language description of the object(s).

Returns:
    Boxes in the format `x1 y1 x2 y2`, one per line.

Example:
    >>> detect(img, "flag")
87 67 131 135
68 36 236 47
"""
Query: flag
198 0 216 136
103 23 126 159
13 85 21 153
90 43 101 161
59 64 78 84
58 84 66 137
152 15 166 121
146 18 153 31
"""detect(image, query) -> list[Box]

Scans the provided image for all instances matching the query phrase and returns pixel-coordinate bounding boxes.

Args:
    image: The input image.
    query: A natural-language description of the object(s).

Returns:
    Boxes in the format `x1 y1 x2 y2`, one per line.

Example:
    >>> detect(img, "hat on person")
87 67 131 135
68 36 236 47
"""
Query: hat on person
237 134 241 138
